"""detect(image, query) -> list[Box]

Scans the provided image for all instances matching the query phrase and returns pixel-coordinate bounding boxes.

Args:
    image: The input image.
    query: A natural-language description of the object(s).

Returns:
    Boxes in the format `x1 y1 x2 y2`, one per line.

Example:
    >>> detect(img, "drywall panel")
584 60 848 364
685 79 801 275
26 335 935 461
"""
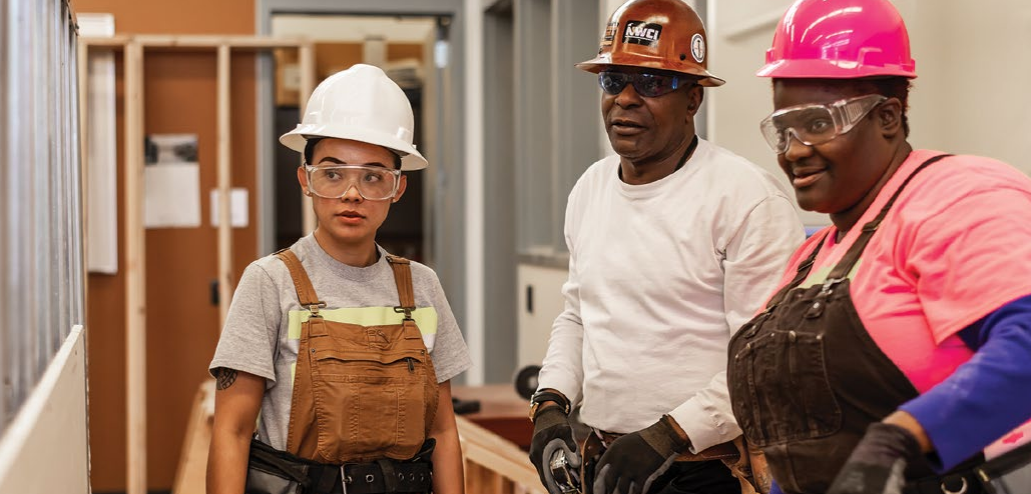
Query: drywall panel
0 326 88 494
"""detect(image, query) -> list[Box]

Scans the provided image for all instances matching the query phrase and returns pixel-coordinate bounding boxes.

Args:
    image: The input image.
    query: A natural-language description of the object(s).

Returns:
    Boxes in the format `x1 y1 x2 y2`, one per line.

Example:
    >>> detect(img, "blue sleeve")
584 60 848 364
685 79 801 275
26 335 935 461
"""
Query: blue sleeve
899 293 1031 471
769 478 784 494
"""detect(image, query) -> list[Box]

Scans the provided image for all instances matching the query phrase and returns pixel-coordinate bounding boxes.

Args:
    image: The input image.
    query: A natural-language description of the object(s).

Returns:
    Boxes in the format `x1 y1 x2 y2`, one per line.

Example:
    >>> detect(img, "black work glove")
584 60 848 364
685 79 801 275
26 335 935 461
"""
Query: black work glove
530 406 581 494
592 415 690 494
827 422 923 494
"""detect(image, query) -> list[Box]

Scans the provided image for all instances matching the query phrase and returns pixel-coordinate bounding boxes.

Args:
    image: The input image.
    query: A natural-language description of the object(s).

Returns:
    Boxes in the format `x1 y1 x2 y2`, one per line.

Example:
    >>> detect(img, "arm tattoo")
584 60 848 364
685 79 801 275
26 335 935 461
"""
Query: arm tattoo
215 367 238 390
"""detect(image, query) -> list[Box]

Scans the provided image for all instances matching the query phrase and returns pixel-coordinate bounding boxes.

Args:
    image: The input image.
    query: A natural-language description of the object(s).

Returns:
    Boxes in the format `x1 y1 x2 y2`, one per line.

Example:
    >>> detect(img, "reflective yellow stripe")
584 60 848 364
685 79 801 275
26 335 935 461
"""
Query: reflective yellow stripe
287 306 439 340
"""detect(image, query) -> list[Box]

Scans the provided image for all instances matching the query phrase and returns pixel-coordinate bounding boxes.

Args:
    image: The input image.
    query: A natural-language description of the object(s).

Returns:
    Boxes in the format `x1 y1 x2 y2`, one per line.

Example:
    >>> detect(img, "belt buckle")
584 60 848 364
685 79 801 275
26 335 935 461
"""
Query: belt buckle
339 466 350 494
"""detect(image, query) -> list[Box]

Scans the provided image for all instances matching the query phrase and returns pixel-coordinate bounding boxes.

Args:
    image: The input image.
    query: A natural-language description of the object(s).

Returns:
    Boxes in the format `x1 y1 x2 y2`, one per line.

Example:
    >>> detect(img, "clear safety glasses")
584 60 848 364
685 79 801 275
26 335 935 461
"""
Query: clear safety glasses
304 164 401 201
760 94 888 154
598 71 690 98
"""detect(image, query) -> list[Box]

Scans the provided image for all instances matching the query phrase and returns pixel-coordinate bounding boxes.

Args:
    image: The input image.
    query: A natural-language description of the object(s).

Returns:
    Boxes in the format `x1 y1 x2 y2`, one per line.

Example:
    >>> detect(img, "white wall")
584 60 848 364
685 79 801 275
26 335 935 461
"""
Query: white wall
0 326 89 494
902 1 1031 169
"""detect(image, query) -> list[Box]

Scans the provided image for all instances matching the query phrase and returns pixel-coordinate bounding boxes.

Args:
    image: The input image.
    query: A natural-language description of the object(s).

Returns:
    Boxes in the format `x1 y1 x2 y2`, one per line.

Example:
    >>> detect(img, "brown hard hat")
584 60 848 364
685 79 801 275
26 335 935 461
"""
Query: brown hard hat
576 0 725 87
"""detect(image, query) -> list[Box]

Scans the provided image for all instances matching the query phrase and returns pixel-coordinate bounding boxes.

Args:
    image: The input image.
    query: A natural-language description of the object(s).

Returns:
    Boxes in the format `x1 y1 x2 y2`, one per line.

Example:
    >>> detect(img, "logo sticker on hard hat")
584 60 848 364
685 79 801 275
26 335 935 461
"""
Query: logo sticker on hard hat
623 21 662 47
691 33 705 63
601 22 618 47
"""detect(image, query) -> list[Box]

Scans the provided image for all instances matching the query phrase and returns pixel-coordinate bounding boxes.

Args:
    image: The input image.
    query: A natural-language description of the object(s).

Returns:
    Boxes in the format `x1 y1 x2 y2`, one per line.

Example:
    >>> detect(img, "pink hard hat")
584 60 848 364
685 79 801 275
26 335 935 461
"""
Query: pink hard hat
757 0 917 79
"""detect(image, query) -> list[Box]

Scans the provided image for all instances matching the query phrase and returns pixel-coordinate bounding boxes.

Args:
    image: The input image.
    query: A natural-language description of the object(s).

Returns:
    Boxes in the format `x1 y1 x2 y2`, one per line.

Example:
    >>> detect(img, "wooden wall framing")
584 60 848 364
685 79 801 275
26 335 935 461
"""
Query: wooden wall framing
78 34 314 494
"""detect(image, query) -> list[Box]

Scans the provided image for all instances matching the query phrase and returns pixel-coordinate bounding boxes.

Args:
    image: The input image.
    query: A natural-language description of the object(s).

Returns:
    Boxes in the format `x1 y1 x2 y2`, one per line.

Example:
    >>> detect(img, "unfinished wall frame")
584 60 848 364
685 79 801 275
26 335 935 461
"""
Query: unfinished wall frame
78 34 314 494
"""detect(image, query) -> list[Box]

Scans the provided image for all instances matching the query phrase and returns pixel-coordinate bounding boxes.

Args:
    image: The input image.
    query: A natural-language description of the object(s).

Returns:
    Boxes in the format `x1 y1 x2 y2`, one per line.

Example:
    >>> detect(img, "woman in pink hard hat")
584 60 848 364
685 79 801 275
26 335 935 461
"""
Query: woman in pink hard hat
726 1 1031 494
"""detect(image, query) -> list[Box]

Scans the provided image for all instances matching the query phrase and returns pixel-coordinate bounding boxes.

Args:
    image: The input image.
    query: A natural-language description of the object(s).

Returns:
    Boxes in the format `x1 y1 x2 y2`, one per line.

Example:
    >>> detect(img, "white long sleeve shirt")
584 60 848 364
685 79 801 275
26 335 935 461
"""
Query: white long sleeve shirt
537 138 804 452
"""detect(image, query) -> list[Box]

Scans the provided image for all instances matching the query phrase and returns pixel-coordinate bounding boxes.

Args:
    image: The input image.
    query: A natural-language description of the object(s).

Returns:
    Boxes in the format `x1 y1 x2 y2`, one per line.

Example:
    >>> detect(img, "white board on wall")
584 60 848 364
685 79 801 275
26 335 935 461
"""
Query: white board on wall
85 49 119 273
81 13 120 274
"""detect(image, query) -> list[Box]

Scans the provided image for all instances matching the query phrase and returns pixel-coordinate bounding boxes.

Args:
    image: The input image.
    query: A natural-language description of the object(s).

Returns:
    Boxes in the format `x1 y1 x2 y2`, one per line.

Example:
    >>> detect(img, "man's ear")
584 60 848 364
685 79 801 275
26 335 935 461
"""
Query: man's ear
878 98 903 138
686 85 704 116
392 174 408 203
296 166 311 196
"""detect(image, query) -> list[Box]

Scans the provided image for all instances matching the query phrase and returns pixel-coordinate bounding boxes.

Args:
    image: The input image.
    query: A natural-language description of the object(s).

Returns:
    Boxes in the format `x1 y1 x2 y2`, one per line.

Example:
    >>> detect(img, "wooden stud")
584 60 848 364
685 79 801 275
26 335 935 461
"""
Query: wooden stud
76 35 317 493
216 44 233 329
77 39 90 314
298 42 317 235
82 35 307 50
124 40 147 494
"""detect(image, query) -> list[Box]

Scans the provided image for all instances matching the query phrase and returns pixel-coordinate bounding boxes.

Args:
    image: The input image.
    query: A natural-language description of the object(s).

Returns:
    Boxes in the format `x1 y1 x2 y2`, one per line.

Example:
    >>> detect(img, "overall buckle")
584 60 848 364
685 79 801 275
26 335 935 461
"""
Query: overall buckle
338 466 350 494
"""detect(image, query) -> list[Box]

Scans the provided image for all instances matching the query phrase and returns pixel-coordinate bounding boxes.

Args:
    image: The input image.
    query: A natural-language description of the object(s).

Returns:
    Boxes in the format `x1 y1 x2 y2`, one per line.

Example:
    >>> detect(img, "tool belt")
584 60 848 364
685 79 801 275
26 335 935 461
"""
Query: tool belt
588 429 770 494
595 429 739 461
246 436 435 494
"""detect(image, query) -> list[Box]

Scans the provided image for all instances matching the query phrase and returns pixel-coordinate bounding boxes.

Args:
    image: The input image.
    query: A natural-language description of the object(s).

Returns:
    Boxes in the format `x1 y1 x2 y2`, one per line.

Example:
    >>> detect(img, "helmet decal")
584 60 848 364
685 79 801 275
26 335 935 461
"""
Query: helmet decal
575 0 725 86
602 22 618 47
691 33 705 63
623 21 662 46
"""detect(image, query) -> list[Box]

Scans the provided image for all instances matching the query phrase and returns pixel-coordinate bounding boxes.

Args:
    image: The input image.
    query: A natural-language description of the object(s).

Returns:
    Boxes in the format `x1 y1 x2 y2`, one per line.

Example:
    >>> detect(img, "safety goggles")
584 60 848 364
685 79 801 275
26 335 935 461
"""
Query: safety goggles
304 164 401 201
760 94 888 154
598 71 690 98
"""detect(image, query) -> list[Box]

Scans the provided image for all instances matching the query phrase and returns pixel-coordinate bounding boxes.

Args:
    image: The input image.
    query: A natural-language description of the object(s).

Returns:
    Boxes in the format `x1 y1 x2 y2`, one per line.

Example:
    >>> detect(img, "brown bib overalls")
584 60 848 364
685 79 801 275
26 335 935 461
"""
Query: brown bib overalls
727 155 991 494
277 249 440 464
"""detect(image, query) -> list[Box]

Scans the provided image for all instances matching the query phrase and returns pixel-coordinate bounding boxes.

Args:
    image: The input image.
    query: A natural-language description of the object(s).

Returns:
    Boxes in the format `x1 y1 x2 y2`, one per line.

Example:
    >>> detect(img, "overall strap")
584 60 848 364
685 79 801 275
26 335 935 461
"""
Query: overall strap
385 255 416 320
274 249 326 317
766 233 828 308
828 154 952 280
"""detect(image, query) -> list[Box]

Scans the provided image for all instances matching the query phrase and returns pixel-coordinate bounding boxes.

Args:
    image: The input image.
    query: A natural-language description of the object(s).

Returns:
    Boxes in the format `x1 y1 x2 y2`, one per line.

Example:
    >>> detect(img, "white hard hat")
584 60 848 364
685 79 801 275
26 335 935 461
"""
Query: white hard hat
280 64 428 171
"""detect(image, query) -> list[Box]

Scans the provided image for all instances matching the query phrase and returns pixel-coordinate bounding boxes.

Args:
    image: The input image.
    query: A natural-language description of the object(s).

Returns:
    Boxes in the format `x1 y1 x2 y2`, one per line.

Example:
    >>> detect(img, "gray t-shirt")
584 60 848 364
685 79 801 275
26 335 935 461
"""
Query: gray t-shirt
209 234 472 450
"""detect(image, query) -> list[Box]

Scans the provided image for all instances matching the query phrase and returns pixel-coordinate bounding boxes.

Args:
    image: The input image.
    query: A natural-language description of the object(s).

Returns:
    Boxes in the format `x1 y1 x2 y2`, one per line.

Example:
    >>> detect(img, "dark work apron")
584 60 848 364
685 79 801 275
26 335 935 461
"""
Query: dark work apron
727 155 983 494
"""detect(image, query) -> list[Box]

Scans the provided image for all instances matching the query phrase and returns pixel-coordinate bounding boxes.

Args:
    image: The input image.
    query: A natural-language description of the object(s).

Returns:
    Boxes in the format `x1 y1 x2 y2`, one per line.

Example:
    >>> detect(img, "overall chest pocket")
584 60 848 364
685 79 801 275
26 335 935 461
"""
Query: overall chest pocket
731 327 842 447
309 345 433 463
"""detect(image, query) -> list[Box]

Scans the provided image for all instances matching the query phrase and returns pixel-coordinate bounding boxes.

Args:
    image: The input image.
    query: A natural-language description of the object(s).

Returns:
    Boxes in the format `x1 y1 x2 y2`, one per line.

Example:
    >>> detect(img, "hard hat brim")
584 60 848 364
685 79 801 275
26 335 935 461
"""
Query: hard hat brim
756 59 917 79
575 54 726 87
280 123 428 171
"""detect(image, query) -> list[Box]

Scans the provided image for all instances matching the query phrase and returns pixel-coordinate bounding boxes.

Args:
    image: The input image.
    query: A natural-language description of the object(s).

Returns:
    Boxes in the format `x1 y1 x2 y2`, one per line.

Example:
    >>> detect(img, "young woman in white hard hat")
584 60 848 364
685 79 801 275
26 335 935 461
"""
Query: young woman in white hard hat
206 64 471 494
726 1 1031 493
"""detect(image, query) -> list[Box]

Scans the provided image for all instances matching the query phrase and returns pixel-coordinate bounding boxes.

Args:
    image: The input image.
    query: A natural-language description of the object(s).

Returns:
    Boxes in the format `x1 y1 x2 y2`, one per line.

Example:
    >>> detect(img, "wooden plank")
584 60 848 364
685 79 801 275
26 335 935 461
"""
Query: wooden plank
134 34 309 49
298 43 317 235
77 38 90 306
216 44 233 329
80 35 310 51
81 35 132 48
456 416 545 494
171 380 215 494
124 40 148 494
452 384 534 449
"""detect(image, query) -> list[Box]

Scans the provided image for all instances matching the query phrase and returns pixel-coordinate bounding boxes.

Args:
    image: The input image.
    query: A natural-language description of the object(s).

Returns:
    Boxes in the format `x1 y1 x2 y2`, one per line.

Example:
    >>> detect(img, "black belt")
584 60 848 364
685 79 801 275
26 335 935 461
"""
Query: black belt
905 471 983 494
246 437 435 494
905 441 1031 494
305 460 432 494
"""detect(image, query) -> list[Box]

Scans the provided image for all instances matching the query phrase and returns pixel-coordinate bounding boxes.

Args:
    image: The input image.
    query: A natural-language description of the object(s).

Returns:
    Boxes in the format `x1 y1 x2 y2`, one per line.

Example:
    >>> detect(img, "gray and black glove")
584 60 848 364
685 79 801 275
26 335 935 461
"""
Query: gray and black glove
529 406 581 494
592 415 690 494
827 422 922 494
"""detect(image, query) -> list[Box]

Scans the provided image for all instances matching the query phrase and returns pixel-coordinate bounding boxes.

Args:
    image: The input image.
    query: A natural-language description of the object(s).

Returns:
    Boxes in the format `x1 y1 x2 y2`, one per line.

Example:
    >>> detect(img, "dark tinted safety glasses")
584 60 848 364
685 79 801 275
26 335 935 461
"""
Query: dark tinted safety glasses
598 71 687 98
